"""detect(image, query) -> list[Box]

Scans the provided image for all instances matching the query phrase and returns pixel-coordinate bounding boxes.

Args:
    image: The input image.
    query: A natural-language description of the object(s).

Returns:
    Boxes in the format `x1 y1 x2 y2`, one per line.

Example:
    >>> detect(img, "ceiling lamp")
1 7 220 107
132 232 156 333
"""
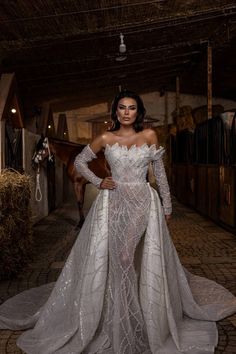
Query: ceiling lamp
116 33 127 62
119 33 126 53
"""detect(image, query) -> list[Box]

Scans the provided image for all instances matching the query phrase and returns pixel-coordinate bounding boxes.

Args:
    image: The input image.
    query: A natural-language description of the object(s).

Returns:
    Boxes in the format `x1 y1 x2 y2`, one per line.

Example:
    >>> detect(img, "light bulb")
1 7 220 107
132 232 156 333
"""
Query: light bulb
119 33 126 53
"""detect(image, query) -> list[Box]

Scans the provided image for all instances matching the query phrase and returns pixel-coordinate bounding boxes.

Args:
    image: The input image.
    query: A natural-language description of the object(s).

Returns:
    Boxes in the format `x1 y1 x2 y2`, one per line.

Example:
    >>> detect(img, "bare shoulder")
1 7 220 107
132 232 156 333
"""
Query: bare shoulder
101 131 117 144
103 130 114 139
89 132 110 153
89 131 117 153
142 128 158 145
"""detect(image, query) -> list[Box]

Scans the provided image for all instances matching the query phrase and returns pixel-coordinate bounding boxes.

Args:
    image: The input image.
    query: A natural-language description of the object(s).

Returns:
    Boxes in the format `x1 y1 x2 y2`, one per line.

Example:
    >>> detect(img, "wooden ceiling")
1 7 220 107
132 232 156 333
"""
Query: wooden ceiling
0 0 236 115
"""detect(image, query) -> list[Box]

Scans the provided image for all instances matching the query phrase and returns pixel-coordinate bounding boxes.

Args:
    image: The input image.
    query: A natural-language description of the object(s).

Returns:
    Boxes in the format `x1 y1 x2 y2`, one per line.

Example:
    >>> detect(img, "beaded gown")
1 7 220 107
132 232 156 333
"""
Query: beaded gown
0 143 236 354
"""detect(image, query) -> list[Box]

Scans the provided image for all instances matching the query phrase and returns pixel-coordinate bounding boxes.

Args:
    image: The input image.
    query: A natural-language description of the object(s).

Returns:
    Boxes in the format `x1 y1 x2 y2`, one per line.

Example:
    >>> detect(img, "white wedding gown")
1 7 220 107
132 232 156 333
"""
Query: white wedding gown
0 143 236 354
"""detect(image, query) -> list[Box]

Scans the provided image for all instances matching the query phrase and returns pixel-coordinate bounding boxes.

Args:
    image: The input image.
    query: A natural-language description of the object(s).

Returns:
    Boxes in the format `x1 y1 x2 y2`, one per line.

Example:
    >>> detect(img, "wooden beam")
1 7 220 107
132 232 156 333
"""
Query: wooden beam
207 45 212 119
176 76 180 120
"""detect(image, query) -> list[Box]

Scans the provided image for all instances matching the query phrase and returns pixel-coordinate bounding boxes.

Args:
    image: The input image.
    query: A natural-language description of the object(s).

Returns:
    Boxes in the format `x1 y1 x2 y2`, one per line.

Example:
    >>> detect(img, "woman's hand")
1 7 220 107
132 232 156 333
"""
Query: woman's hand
100 177 116 190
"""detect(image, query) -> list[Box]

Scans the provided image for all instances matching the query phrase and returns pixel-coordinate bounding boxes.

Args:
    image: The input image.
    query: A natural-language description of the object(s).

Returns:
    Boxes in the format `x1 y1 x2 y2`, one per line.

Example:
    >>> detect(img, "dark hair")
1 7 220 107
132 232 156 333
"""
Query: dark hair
110 90 146 132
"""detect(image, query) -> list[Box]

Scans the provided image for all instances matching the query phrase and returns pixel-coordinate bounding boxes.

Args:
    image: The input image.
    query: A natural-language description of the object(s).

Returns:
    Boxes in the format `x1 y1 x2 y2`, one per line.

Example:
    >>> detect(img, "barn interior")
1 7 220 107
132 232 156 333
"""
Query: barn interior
0 2 236 352
0 0 236 222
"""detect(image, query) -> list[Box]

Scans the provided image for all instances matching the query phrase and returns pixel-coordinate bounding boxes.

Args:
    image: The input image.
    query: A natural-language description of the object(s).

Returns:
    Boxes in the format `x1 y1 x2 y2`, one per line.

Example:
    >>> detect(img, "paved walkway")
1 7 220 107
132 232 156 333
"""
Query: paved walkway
0 198 236 353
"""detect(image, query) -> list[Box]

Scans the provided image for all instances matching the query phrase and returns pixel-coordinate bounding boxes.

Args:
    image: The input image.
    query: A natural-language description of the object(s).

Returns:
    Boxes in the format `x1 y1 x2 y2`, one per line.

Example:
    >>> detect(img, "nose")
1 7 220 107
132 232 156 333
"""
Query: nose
124 107 129 115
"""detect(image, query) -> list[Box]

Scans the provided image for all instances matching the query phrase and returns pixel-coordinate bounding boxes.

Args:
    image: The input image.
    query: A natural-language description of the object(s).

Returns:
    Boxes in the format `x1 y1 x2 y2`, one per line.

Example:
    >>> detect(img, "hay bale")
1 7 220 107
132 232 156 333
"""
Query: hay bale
0 170 32 279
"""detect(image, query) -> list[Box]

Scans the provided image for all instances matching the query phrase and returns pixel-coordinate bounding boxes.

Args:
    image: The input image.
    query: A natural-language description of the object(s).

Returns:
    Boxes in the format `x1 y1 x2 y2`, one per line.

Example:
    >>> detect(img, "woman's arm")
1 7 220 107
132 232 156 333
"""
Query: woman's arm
145 129 172 220
74 144 103 188
74 133 116 190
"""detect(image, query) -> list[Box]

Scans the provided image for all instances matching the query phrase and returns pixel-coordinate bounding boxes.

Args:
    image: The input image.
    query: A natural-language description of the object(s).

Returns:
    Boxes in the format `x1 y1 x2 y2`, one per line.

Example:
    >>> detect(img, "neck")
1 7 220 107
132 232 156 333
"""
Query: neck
118 125 136 136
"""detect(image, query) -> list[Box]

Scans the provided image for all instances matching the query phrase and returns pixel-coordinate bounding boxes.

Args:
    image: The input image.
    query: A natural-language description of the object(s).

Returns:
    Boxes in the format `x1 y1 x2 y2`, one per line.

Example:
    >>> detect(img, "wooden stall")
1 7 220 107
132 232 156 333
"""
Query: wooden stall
187 164 197 207
196 165 208 216
219 166 236 228
207 166 220 221
171 112 236 232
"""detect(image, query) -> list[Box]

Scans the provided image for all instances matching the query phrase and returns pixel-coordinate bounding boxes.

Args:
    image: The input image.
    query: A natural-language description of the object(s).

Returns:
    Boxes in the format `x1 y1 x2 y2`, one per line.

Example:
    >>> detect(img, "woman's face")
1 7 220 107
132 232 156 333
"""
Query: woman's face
116 97 138 126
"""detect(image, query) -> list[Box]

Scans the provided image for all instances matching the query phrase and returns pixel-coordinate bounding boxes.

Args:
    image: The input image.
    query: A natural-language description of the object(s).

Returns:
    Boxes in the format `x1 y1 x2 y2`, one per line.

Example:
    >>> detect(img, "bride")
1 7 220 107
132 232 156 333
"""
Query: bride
0 90 236 354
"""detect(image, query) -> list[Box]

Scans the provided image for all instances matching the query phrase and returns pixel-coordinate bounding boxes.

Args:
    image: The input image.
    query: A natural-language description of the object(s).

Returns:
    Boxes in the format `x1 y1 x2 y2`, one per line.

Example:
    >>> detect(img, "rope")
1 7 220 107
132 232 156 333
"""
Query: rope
35 166 42 202
34 137 53 202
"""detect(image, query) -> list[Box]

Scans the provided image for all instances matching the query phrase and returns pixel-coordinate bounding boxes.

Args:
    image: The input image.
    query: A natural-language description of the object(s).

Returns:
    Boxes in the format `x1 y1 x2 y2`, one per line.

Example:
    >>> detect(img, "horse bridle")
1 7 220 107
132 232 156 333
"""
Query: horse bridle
34 137 53 202
33 137 53 164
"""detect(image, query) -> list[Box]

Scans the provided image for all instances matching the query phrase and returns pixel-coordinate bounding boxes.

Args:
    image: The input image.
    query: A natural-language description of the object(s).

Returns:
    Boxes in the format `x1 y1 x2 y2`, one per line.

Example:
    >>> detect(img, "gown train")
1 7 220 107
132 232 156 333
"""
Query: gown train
0 143 235 353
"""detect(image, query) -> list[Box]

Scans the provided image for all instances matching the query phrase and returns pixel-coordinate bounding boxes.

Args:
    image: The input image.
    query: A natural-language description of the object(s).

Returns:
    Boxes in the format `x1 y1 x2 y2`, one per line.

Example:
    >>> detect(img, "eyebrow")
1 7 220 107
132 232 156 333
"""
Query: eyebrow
118 104 137 108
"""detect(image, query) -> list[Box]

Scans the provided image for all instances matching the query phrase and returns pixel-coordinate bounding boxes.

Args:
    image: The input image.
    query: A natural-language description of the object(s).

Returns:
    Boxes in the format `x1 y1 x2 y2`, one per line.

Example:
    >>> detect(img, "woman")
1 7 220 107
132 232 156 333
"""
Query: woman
0 90 235 354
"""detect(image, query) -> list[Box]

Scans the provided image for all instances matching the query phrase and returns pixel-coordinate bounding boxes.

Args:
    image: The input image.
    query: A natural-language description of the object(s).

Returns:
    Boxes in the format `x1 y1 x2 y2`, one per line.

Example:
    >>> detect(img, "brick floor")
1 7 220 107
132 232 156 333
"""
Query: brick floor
0 199 236 353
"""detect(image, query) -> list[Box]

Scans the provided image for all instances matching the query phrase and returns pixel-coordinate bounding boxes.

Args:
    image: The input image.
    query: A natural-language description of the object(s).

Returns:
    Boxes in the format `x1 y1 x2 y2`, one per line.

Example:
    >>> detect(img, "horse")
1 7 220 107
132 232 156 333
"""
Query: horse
32 136 110 227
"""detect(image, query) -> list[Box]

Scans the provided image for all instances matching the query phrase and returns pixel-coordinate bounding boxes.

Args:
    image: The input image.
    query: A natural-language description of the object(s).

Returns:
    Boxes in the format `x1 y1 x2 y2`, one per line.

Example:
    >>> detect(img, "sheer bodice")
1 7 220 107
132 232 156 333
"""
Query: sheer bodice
105 143 153 184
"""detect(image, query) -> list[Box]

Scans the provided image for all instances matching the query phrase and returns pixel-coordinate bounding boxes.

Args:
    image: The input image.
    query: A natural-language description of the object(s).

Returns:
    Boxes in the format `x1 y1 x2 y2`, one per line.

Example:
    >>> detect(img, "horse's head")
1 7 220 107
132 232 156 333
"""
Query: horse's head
32 135 53 169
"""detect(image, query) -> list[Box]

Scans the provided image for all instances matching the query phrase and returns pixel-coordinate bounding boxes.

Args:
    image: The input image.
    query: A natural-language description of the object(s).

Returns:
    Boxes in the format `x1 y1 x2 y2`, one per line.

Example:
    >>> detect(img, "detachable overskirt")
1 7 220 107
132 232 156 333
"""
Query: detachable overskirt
0 186 235 354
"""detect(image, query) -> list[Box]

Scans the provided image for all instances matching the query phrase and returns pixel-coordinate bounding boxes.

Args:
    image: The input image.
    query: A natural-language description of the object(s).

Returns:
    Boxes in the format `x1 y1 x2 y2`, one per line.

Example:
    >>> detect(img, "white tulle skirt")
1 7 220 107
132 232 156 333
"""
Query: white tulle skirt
0 184 235 354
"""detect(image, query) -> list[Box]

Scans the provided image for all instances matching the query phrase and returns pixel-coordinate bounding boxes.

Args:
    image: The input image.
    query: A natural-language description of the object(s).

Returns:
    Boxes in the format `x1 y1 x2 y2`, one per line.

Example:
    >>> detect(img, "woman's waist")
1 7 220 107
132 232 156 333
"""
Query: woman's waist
109 181 151 198
114 179 148 185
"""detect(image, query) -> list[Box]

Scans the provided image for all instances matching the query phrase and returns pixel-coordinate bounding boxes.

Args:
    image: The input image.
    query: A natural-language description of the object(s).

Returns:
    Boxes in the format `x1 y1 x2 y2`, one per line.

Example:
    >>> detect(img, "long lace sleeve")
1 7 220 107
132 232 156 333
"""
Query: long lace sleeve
151 146 172 215
74 145 103 188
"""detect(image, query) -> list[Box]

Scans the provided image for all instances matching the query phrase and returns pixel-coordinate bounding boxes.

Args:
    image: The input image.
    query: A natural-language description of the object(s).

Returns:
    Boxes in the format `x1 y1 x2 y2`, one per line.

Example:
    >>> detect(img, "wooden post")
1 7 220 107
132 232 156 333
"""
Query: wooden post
176 76 180 120
207 45 212 119
0 73 15 121
0 73 15 170
0 120 5 171
164 90 171 178
37 102 51 135
164 91 168 149
57 113 67 139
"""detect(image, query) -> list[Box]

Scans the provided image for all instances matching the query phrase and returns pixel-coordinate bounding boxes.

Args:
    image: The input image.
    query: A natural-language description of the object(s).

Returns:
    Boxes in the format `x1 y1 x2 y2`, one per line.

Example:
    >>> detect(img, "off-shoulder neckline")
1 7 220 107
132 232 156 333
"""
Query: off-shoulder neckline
105 142 162 151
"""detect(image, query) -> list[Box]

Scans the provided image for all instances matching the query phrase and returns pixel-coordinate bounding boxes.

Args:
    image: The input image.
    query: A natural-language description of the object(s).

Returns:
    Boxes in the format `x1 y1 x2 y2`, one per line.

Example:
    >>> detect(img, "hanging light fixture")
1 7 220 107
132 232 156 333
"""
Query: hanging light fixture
119 33 126 53
116 33 127 61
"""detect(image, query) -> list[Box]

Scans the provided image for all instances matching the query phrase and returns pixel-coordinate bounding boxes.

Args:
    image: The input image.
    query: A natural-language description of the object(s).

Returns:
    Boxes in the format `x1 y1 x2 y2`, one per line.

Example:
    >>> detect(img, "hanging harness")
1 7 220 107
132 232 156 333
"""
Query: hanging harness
34 137 53 202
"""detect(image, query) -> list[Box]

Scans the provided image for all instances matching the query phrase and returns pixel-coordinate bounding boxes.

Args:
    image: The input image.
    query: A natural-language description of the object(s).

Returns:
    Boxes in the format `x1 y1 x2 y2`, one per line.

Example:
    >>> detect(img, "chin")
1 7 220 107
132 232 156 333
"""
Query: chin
122 120 135 125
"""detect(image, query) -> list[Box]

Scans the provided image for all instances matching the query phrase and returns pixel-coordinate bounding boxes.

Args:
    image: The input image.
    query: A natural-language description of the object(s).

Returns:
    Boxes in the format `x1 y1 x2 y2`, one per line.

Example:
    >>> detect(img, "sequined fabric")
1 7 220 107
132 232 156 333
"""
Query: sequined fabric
0 143 236 354
74 145 103 188
150 146 172 215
